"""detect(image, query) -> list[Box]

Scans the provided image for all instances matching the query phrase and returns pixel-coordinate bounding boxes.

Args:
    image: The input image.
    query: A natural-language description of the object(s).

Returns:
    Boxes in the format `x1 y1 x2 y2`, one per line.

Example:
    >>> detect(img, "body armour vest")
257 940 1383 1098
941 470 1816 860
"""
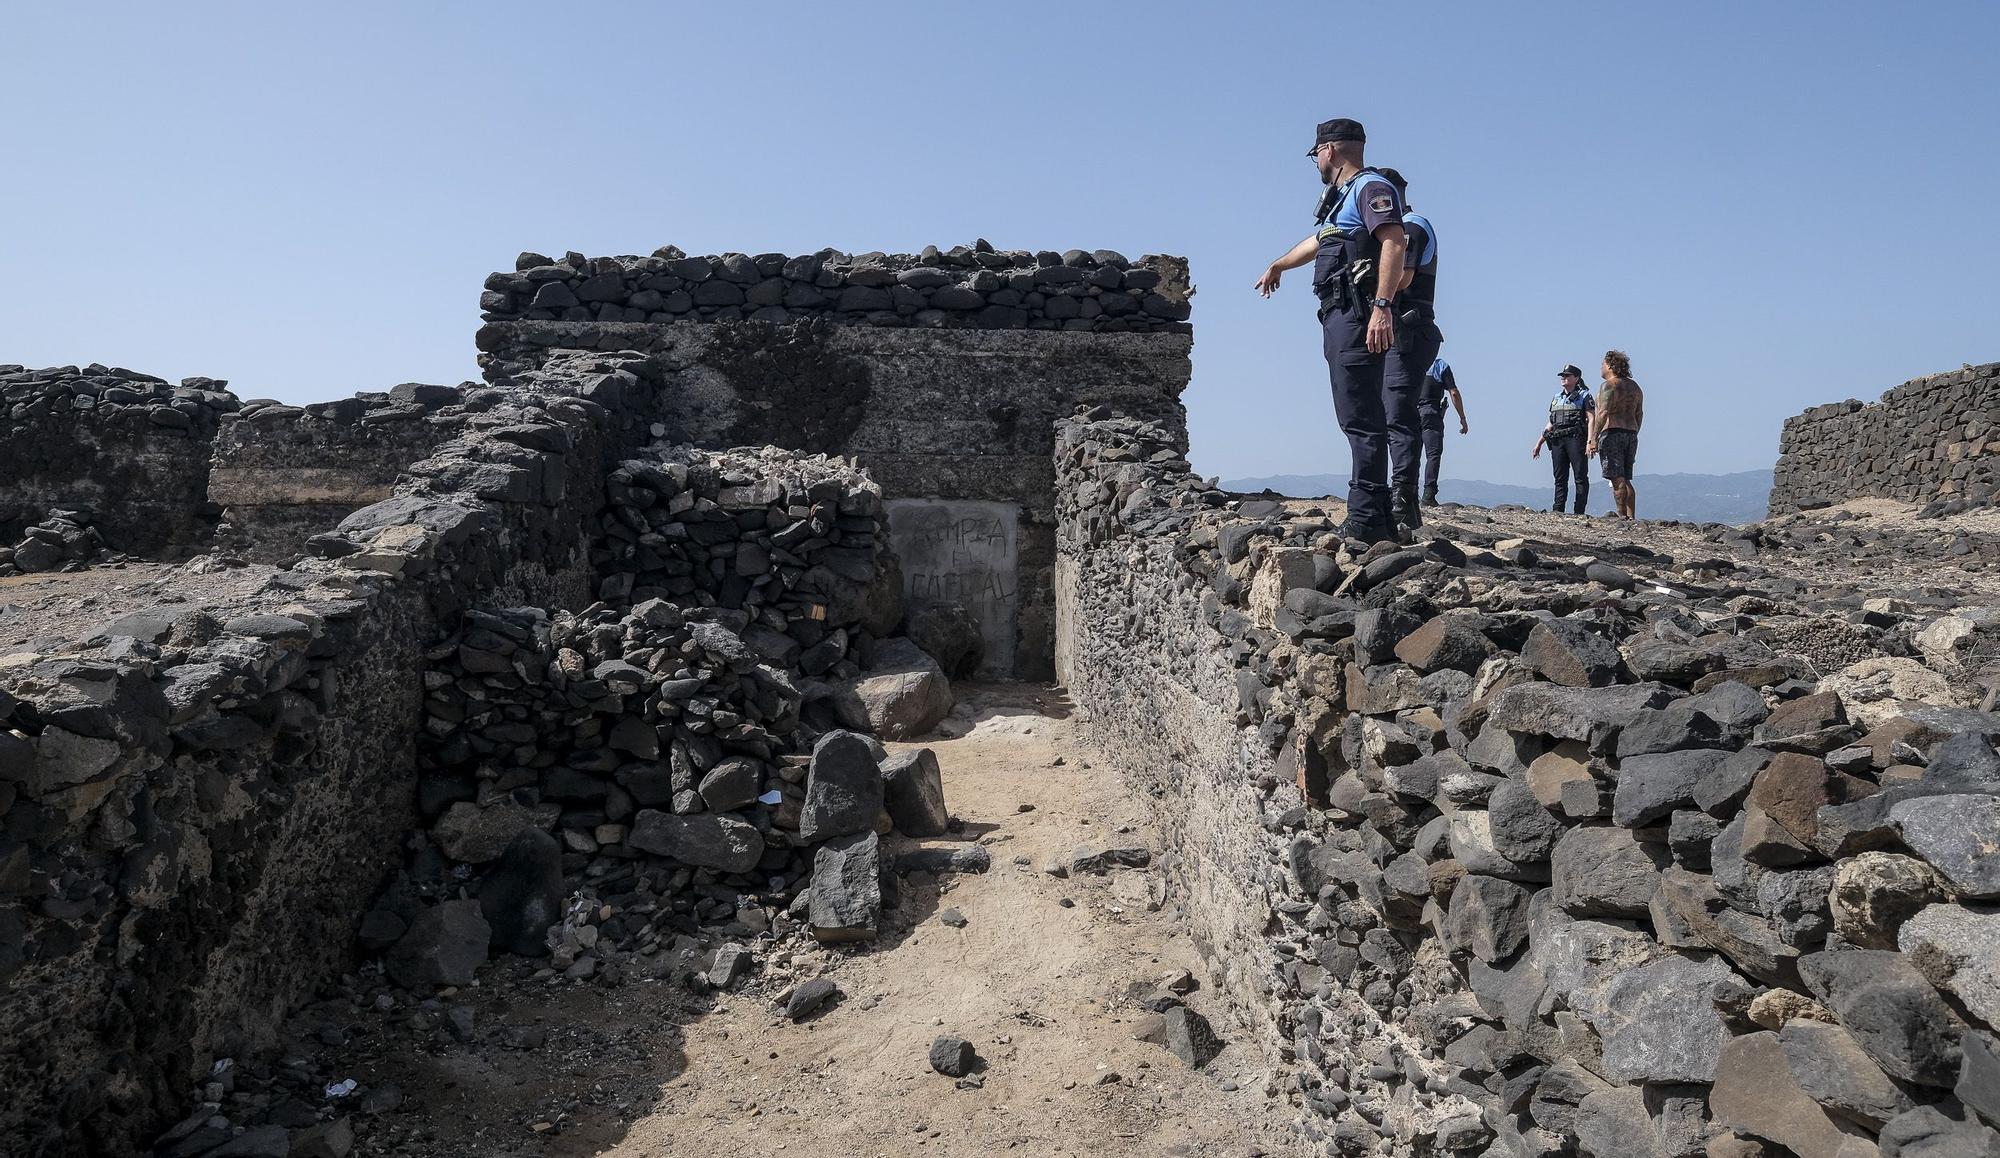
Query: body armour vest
1312 168 1398 310
1549 392 1590 438
1401 212 1438 310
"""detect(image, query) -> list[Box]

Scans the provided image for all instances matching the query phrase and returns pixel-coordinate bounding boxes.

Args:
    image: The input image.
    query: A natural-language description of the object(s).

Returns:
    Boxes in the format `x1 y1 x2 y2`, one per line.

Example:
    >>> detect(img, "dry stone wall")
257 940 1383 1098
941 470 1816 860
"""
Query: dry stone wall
209 384 473 563
1770 361 2000 515
478 244 1192 334
476 246 1195 680
1056 412 2000 1156
1 364 238 560
0 364 666 1158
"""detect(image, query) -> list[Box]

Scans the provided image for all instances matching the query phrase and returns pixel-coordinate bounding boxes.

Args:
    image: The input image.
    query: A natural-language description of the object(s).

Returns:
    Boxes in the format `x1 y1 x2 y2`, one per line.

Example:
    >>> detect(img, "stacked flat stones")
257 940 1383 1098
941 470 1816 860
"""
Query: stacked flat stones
594 443 895 621
479 244 1192 333
1771 360 2000 514
1056 413 2000 1157
0 364 239 428
419 600 816 882
230 380 469 426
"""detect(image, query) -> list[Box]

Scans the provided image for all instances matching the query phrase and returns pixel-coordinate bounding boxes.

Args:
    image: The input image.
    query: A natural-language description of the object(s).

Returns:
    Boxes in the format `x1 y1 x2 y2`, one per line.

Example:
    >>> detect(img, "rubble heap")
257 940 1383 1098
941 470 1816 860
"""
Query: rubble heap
0 507 112 575
1056 411 2000 1157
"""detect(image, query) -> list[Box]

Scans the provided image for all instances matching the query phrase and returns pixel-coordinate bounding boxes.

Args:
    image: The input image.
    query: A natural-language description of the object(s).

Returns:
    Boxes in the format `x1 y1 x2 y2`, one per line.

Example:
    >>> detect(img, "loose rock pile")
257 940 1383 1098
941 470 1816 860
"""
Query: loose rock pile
478 244 1193 333
1057 411 2000 1157
0 507 111 575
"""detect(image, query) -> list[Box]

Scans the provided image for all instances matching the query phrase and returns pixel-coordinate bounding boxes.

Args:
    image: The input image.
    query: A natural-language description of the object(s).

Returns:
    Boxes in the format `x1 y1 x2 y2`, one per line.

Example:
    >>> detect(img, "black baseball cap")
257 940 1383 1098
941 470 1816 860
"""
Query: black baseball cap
1558 365 1583 378
1378 167 1407 193
1308 118 1366 155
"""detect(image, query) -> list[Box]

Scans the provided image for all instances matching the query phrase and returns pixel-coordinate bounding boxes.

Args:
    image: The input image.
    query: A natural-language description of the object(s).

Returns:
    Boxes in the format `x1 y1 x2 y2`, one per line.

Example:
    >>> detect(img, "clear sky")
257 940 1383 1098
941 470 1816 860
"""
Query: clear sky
4 2 1996 488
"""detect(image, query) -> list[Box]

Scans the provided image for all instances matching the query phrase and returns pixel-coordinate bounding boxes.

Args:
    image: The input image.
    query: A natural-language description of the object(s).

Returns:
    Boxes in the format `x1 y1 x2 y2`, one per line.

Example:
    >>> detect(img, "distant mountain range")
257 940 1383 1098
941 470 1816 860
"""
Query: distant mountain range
1221 469 1775 525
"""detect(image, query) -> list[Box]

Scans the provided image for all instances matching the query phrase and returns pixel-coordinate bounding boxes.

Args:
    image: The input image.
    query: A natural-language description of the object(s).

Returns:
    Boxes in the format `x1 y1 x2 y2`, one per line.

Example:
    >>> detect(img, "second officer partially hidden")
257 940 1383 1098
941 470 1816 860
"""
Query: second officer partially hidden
1256 117 1409 544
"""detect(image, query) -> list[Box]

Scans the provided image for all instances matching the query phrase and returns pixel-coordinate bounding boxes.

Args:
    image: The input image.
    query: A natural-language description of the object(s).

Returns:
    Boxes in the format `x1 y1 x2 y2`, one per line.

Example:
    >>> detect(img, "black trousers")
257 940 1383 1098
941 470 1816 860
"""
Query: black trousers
1382 317 1442 511
1323 315 1401 532
1418 404 1445 497
1550 433 1589 513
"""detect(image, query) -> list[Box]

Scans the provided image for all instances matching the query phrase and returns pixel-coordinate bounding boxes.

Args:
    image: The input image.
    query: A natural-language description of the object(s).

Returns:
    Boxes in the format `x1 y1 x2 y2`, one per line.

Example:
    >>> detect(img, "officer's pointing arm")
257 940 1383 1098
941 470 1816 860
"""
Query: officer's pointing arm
1255 236 1320 296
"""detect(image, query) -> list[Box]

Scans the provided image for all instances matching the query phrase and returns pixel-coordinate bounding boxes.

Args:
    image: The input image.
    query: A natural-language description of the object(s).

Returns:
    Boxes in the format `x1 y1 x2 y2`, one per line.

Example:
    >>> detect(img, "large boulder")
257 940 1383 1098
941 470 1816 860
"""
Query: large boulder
1592 953 1735 1083
1798 948 1969 1087
881 748 949 837
478 829 564 957
433 797 563 864
809 830 882 943
627 810 765 873
799 730 884 842
837 638 953 740
386 899 491 988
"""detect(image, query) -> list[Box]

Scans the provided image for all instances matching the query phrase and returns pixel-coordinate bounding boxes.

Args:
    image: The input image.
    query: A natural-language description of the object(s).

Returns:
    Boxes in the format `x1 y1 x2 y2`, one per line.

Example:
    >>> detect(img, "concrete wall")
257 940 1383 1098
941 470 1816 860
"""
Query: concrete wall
1770 361 2000 514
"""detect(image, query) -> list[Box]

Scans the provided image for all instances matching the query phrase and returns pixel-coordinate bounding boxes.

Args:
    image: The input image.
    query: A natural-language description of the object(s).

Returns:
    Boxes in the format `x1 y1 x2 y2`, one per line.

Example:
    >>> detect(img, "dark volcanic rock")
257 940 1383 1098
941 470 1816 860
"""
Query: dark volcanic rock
881 747 949 837
1551 825 1669 916
1521 618 1624 687
799 729 885 843
477 829 563 957
1778 1018 1914 1129
627 810 765 873
386 900 491 988
1798 948 1969 1087
809 830 882 943
929 1035 978 1077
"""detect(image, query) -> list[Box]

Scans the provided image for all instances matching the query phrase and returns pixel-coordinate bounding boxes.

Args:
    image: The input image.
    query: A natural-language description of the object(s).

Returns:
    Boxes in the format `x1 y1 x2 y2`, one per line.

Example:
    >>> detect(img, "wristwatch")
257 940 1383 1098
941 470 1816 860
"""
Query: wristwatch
1371 297 1394 309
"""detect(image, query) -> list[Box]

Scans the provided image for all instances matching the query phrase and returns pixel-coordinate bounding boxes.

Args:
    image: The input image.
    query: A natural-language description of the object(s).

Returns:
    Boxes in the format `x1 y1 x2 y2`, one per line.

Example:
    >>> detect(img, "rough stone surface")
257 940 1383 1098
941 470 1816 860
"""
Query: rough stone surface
881 747 950 836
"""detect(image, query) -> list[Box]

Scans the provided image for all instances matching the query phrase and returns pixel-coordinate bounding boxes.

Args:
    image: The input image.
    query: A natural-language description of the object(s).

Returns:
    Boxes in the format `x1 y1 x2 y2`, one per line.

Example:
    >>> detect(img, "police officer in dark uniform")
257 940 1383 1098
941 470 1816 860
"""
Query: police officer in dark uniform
1377 168 1440 530
1531 365 1595 514
1256 117 1409 543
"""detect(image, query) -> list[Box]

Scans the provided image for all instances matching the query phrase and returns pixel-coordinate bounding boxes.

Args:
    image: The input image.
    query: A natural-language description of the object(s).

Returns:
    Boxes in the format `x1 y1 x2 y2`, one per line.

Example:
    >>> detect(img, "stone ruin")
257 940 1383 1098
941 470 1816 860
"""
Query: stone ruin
2 245 1998 1158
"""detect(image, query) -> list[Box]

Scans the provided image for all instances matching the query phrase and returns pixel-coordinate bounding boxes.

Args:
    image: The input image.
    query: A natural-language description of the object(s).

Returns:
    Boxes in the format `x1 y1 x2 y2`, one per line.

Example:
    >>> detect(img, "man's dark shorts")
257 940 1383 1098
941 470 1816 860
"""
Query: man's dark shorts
1599 429 1638 481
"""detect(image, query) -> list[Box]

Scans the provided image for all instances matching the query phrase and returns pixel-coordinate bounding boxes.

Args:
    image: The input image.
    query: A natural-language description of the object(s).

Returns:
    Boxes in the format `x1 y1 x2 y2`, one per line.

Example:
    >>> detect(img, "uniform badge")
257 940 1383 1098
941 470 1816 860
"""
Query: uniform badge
1369 194 1395 214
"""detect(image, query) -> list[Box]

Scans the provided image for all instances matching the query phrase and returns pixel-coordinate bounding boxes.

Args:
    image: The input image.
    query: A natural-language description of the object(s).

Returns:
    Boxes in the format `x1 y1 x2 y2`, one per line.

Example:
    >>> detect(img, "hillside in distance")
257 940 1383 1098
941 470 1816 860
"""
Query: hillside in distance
1223 469 1776 525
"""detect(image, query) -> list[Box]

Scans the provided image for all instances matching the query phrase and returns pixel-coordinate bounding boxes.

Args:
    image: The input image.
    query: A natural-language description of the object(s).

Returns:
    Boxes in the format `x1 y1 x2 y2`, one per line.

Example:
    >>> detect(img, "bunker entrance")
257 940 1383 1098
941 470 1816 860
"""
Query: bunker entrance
885 498 1020 680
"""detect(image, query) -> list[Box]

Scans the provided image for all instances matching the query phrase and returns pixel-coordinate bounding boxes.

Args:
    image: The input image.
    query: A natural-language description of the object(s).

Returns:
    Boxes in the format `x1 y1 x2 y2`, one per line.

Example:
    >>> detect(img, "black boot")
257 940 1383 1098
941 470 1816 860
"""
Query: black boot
1393 495 1421 532
1420 488 1438 507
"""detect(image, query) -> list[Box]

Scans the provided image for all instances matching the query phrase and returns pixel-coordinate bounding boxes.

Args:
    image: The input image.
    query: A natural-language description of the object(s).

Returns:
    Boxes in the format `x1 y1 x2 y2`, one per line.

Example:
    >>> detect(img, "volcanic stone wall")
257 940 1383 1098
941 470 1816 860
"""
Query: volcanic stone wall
1770 361 2000 515
1056 412 2000 1156
475 246 1195 680
0 364 238 557
208 384 473 563
0 362 667 1158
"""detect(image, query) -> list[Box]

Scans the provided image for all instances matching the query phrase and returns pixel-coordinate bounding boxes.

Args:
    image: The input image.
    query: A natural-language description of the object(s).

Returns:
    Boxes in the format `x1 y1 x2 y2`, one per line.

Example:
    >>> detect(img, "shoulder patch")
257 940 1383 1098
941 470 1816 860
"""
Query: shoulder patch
1368 193 1395 214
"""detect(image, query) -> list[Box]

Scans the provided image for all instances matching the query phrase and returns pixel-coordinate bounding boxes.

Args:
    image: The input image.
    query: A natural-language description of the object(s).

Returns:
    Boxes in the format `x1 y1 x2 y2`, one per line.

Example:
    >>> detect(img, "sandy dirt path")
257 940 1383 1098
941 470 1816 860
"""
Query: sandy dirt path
600 683 1282 1158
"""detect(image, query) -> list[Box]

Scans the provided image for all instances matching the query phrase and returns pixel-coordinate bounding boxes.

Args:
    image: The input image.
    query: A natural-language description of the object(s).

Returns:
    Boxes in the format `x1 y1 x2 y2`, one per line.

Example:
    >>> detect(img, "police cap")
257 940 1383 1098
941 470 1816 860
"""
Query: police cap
1558 364 1583 378
1378 167 1407 193
1309 118 1366 155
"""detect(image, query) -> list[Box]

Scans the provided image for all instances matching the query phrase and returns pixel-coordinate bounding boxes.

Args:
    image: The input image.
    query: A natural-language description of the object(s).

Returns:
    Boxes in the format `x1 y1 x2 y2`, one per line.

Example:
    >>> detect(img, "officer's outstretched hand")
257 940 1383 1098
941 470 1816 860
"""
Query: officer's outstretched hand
1531 443 1542 459
1366 308 1394 353
1254 267 1282 296
1459 419 1470 435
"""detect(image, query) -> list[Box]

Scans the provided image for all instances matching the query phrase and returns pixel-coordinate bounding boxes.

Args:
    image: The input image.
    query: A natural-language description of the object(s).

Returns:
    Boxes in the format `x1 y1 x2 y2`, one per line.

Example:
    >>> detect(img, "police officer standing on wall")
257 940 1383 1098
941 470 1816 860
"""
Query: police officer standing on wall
1531 365 1595 514
1255 118 1409 543
1378 168 1443 529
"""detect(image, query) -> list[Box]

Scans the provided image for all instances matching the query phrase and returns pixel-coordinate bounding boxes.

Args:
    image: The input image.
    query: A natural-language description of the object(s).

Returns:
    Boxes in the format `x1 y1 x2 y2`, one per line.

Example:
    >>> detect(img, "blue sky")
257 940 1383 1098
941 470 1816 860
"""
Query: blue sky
4 2 1996 488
